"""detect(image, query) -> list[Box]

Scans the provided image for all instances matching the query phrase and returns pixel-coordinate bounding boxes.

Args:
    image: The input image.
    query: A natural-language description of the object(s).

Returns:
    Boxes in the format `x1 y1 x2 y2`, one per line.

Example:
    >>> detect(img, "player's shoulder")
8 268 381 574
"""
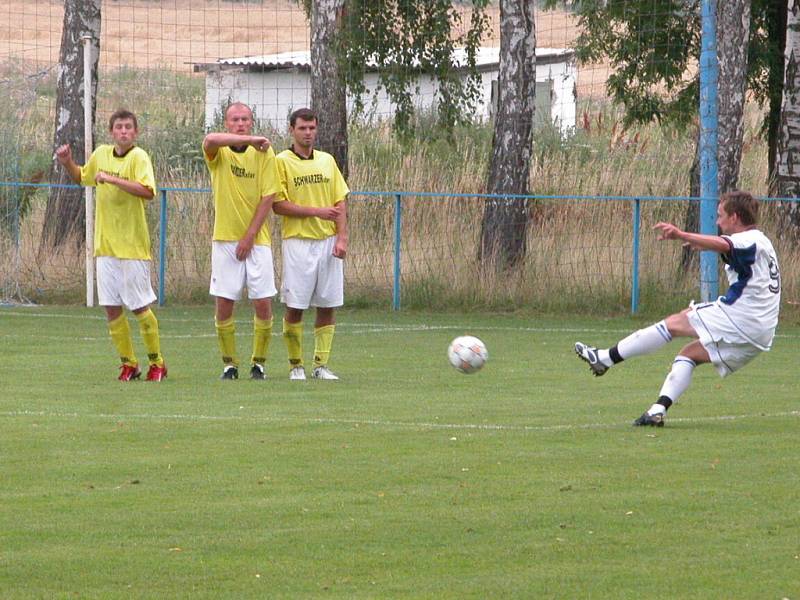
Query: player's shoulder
276 148 295 160
312 149 336 163
128 145 152 161
730 228 771 245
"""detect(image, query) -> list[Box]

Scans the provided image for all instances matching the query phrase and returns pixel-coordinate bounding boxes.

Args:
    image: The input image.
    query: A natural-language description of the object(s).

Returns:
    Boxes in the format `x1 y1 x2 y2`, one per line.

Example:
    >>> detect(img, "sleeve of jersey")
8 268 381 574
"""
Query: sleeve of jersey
79 150 98 187
274 157 288 202
133 150 156 195
260 149 283 199
722 234 756 275
203 142 220 168
332 161 349 202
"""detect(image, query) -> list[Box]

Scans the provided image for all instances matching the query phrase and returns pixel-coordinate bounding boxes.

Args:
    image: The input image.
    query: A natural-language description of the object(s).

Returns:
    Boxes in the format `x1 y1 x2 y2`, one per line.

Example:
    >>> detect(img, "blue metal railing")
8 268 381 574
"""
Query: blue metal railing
3 180 798 313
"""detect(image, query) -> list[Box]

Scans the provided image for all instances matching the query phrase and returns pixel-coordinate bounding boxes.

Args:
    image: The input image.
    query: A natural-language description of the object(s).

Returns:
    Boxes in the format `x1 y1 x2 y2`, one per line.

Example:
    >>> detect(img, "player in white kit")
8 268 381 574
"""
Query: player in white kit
574 191 781 426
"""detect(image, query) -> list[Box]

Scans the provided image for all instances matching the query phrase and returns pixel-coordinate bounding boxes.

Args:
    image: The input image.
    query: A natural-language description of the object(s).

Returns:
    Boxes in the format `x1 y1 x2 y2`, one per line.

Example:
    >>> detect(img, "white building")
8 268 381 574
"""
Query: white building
196 47 576 134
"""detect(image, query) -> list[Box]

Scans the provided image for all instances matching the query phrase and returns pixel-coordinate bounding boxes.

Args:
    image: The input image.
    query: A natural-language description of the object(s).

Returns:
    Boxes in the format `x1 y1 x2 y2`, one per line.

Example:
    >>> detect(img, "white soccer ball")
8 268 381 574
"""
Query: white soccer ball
448 336 488 374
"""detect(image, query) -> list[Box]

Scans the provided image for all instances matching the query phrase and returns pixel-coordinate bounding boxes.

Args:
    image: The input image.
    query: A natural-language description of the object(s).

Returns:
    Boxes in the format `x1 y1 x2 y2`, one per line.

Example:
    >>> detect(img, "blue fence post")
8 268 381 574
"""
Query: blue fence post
631 198 641 314
158 188 167 307
393 193 402 311
699 0 720 301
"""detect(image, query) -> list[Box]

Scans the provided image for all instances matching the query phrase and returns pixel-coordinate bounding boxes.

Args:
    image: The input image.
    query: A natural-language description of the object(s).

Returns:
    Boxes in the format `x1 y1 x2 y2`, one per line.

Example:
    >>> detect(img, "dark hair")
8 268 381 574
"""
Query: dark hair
109 109 138 131
289 108 317 127
720 190 759 226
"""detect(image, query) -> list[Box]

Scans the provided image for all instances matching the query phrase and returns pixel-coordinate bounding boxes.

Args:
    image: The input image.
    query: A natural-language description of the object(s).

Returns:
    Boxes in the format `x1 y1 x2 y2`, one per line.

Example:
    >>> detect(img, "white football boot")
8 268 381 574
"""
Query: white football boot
289 366 306 381
311 365 339 380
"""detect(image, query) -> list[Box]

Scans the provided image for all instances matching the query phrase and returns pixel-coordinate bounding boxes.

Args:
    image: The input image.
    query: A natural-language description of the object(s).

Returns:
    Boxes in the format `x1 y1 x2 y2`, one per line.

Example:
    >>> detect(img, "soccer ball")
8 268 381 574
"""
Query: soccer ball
447 336 488 374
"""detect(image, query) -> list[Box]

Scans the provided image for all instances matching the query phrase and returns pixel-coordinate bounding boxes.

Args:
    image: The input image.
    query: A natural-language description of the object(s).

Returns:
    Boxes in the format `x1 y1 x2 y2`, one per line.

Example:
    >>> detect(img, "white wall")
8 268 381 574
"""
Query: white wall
204 60 576 134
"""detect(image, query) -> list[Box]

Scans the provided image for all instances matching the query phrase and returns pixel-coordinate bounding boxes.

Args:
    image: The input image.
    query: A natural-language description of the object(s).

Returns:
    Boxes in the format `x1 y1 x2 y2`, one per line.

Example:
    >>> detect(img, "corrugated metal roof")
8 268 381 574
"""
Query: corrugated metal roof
215 47 573 69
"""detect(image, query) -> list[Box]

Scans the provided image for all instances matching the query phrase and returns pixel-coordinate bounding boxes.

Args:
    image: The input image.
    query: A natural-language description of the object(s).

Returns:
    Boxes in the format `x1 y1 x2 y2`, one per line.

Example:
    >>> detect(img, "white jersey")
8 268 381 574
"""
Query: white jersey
716 229 780 350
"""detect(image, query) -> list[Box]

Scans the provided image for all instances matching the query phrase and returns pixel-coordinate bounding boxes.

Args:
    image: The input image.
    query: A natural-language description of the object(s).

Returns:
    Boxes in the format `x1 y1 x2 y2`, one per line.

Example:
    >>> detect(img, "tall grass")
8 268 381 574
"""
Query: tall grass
2 64 794 318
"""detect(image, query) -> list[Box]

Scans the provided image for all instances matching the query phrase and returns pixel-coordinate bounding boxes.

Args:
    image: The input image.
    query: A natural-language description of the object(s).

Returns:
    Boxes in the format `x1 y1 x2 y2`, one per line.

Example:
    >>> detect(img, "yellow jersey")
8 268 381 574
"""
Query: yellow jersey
80 144 155 260
204 145 282 246
276 148 349 240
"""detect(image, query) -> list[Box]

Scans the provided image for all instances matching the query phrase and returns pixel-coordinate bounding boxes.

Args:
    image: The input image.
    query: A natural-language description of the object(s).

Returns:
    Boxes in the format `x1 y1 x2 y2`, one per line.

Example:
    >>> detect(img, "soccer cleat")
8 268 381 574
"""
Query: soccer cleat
220 365 239 380
118 364 141 382
250 363 266 380
311 365 339 380
574 342 608 376
289 366 306 381
146 363 168 382
633 412 665 427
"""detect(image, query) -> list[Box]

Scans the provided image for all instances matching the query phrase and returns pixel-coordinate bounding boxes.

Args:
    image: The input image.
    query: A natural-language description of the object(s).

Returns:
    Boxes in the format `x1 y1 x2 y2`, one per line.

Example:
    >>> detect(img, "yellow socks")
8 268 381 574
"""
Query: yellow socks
215 316 238 366
109 314 137 367
313 325 335 368
283 319 304 367
136 308 164 366
251 316 273 366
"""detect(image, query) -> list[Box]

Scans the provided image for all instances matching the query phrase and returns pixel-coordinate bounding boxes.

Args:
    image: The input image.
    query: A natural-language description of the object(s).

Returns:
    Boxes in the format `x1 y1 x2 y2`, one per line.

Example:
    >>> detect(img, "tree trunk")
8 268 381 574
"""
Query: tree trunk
716 0 750 193
681 128 701 269
767 0 788 191
479 0 536 269
311 0 348 179
776 0 800 237
42 0 101 250
683 0 750 266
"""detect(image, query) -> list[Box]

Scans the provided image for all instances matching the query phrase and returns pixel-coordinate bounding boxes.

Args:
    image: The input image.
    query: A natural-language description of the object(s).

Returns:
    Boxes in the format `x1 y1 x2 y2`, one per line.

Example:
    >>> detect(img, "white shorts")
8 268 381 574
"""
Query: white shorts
280 236 344 309
96 256 157 310
687 301 763 377
209 241 277 301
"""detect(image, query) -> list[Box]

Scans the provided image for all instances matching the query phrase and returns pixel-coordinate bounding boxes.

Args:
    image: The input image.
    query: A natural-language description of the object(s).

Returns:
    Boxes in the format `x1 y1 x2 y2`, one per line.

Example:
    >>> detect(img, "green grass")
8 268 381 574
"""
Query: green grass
1 306 799 598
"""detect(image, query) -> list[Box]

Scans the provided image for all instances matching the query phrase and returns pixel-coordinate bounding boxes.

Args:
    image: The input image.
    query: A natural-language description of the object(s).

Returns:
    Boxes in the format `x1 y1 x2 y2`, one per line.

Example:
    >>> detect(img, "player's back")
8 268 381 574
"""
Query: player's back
720 228 780 348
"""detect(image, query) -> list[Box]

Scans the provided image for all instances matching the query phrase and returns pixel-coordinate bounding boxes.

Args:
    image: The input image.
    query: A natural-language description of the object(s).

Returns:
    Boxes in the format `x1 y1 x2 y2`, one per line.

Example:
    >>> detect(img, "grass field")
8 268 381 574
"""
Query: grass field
1 305 799 598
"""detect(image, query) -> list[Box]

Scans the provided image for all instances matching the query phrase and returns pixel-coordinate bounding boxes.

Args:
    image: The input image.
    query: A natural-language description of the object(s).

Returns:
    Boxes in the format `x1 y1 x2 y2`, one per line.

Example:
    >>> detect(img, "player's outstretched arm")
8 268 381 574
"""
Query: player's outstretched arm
653 222 729 253
202 133 271 159
54 144 82 184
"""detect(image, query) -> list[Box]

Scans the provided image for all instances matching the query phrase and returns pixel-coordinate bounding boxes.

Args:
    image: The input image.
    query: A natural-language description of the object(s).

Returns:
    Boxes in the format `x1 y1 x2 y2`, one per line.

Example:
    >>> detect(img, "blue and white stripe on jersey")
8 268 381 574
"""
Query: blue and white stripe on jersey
720 242 756 306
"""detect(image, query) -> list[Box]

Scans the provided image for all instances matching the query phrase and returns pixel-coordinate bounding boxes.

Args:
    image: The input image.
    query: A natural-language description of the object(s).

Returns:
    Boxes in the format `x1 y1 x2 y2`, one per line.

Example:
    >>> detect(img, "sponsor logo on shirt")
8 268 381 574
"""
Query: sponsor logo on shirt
293 173 329 188
230 164 255 179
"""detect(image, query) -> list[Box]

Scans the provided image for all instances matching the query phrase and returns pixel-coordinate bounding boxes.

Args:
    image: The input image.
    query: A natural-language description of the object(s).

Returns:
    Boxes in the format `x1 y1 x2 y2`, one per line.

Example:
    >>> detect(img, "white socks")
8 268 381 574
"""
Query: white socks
617 320 672 360
647 356 697 415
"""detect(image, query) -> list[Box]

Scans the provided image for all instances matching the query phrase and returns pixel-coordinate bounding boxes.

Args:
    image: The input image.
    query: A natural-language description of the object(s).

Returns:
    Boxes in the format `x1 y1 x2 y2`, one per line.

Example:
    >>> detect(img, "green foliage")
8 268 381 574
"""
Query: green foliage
543 0 783 131
339 0 491 139
0 67 53 234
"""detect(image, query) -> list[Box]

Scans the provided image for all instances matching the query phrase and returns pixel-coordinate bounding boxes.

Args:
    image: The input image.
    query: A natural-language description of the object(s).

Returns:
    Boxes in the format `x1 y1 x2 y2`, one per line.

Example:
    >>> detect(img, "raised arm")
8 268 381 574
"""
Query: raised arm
54 144 82 184
203 133 270 160
653 222 730 253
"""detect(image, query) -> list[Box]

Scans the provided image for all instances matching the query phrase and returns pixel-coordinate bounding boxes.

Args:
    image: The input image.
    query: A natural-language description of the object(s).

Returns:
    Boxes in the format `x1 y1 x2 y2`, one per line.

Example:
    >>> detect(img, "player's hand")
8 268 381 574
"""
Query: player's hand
653 222 683 241
332 237 347 259
95 172 111 184
315 205 341 221
249 136 271 152
54 144 72 165
236 236 254 261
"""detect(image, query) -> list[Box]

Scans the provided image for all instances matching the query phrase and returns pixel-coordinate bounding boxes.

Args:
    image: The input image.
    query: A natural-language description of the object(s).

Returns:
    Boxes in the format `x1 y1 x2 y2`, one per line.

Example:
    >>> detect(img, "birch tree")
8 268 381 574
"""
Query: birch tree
42 0 101 249
479 0 536 268
683 0 751 267
776 0 800 236
311 0 349 178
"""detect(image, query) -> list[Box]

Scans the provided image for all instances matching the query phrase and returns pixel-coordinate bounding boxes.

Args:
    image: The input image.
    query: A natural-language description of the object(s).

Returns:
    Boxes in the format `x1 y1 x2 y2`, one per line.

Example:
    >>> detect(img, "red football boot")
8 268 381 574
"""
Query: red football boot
146 363 168 382
118 364 142 381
